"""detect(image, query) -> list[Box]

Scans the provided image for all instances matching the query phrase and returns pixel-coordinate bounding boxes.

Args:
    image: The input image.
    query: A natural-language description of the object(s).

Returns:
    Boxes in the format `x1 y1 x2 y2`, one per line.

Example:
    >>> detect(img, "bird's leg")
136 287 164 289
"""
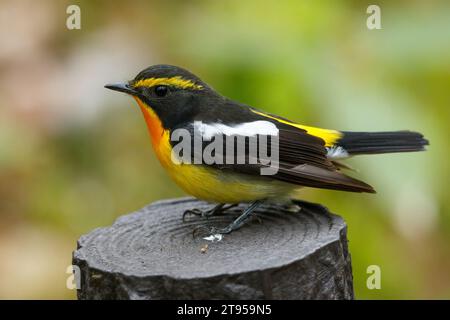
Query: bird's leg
182 203 238 222
193 200 265 237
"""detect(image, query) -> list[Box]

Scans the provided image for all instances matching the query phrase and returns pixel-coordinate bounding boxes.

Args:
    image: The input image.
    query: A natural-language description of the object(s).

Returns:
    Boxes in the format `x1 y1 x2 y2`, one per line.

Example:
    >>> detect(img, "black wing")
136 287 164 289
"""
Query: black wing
172 122 375 193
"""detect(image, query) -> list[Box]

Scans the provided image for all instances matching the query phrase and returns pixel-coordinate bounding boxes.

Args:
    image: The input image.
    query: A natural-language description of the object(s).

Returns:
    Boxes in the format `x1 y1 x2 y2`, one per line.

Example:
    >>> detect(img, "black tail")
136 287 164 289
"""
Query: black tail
337 131 429 155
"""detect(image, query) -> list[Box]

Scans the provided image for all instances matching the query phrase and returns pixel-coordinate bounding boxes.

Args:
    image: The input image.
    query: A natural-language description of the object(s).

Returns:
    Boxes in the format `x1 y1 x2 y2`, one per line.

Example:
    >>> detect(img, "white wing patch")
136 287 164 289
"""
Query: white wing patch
193 120 279 139
326 146 349 159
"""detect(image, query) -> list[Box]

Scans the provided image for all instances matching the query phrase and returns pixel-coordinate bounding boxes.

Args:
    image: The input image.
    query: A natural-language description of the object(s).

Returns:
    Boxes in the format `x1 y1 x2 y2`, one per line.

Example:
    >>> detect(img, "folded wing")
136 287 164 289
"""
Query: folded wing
172 121 375 193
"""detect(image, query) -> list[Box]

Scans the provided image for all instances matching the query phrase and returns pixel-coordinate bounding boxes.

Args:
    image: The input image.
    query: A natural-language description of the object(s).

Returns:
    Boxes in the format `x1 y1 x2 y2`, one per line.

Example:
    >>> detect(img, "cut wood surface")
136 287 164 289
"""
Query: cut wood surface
73 197 354 299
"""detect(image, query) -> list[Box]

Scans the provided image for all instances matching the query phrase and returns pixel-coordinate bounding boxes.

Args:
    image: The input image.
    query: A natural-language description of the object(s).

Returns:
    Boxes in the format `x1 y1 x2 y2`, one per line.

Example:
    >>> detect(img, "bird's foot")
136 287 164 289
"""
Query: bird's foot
182 204 237 222
191 200 265 239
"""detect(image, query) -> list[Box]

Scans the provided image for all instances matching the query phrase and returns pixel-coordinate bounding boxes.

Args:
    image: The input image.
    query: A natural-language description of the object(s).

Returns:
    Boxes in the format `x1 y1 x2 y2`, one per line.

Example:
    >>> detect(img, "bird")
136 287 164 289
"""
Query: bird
105 64 428 236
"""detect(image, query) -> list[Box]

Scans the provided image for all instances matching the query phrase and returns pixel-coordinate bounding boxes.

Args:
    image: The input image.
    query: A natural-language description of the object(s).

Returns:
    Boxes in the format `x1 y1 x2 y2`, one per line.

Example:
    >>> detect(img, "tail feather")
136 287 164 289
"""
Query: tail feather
336 131 429 156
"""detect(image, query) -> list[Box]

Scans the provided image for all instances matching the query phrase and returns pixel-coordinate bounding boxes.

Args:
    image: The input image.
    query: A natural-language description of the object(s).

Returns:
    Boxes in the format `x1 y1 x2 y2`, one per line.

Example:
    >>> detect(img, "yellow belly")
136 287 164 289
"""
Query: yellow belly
168 163 294 203
136 99 295 203
156 131 293 203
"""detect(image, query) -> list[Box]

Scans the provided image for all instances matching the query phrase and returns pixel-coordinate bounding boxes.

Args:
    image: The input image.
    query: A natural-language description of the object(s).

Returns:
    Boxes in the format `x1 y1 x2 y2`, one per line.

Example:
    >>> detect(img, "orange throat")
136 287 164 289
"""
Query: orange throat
134 97 164 145
133 97 171 167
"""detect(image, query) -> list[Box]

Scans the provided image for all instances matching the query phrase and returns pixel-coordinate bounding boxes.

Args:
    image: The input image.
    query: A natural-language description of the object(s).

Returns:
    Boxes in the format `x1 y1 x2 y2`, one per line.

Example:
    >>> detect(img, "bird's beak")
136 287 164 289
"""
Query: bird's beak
104 82 137 95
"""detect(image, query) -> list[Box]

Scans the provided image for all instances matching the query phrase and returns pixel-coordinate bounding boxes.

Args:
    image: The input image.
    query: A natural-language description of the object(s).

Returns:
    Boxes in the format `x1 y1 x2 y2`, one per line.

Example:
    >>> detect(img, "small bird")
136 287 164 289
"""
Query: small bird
105 64 428 236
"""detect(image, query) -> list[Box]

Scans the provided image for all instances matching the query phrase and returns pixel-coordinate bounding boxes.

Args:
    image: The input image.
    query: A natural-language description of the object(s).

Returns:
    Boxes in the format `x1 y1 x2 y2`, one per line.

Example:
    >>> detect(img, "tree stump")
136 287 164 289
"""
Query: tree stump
73 197 354 299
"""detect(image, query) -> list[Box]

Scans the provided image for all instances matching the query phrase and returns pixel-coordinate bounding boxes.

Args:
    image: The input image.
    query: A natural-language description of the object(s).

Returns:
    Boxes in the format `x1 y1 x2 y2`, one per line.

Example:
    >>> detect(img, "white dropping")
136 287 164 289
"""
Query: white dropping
194 121 279 139
203 234 223 242
326 146 349 159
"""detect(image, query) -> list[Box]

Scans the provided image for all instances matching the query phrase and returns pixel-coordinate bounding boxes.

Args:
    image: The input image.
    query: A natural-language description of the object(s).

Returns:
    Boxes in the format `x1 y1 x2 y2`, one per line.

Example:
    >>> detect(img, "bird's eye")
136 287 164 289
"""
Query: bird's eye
154 85 169 97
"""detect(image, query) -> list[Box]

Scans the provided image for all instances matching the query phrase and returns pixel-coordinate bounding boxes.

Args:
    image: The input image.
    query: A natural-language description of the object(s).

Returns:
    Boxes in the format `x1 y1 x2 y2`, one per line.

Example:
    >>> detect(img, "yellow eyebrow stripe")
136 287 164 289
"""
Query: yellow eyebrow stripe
133 76 203 90
251 109 342 147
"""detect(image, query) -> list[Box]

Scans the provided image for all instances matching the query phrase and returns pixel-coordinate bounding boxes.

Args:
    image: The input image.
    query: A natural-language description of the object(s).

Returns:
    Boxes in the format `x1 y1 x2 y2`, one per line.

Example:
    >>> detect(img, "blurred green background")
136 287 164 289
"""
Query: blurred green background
0 0 449 299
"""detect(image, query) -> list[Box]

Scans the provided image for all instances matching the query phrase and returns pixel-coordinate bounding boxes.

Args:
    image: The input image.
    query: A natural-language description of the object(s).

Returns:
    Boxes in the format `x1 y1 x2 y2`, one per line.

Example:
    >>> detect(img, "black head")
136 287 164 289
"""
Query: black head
105 65 217 129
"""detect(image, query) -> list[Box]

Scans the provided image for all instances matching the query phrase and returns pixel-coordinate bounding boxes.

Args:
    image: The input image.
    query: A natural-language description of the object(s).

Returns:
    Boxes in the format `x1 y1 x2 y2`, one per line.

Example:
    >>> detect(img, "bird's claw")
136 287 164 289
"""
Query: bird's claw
183 204 237 222
192 225 216 239
182 208 203 222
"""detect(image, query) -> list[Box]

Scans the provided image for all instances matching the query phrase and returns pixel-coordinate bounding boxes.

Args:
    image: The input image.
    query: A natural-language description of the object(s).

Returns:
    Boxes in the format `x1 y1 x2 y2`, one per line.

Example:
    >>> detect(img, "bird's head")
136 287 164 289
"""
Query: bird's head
105 64 214 129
